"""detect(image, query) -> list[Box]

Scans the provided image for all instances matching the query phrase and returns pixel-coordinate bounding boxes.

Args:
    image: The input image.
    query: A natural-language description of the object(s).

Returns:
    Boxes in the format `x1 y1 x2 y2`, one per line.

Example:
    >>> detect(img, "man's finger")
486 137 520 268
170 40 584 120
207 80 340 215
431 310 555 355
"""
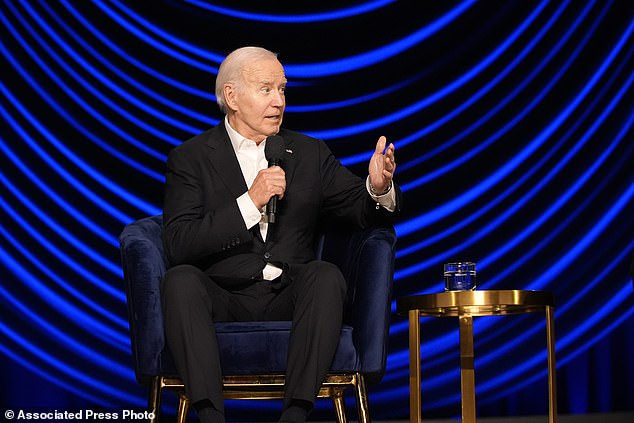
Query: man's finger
374 135 387 154
385 144 395 160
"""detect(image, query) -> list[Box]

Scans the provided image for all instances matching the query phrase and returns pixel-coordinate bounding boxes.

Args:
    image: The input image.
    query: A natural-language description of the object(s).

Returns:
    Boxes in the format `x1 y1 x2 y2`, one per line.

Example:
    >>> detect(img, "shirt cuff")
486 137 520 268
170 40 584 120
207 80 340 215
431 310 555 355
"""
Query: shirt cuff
366 176 397 212
237 192 263 229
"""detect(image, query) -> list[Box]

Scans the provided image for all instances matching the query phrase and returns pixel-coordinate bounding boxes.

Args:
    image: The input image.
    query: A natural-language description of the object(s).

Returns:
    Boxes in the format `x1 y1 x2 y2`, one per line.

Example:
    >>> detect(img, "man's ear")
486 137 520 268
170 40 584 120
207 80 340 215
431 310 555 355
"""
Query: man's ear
224 83 238 112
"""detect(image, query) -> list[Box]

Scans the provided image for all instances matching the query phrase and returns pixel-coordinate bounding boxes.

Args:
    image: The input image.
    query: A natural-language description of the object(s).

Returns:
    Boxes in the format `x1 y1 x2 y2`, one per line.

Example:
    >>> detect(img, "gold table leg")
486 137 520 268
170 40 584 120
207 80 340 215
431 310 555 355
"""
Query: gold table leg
408 309 422 423
459 314 476 423
546 306 558 423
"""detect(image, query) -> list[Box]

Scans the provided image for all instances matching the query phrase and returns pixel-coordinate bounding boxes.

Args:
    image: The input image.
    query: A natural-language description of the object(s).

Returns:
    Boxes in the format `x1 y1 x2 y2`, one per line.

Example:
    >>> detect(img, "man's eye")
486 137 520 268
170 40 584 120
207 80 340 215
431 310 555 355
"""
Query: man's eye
261 87 271 93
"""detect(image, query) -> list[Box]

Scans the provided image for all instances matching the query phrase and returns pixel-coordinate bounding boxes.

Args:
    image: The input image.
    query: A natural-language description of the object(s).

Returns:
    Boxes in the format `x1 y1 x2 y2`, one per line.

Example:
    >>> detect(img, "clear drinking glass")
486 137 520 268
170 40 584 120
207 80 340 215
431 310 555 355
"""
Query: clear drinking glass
444 262 477 291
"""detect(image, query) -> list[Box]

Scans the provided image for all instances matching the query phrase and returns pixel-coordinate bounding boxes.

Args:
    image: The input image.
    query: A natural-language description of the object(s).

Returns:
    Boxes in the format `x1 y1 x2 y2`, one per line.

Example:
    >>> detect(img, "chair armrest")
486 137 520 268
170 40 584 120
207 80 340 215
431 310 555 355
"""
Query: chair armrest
321 225 397 383
119 216 167 383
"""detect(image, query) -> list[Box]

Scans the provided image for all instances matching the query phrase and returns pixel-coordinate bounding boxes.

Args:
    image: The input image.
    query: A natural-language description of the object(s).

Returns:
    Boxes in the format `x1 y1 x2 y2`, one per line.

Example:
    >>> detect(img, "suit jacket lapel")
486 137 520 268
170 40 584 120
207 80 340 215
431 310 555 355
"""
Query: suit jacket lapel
205 127 248 199
281 135 297 189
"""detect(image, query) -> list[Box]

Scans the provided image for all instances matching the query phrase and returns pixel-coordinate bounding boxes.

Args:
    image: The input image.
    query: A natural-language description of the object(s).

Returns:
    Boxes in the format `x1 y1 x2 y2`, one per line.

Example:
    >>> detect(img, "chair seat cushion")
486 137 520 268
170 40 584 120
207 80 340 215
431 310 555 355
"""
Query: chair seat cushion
160 322 359 375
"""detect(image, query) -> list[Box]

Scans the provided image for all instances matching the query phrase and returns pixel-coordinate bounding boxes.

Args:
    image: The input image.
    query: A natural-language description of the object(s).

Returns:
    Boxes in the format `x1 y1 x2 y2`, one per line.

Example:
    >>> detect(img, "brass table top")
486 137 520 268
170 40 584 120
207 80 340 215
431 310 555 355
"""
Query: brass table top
397 289 555 317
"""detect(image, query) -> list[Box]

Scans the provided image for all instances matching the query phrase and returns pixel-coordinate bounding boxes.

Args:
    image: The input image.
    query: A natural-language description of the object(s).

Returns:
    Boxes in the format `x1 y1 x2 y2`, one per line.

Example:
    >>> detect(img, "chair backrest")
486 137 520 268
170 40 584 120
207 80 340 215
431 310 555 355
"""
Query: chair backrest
120 215 396 384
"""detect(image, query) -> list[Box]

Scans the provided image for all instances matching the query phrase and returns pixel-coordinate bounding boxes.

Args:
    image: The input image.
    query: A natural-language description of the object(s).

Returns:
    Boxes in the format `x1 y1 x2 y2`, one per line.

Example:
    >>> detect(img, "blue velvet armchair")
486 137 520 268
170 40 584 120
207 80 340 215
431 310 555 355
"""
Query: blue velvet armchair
119 215 396 422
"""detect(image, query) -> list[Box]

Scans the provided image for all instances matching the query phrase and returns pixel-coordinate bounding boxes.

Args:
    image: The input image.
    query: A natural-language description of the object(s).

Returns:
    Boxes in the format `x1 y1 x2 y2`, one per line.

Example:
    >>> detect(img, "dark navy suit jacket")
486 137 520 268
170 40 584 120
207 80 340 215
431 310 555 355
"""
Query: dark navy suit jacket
162 124 401 283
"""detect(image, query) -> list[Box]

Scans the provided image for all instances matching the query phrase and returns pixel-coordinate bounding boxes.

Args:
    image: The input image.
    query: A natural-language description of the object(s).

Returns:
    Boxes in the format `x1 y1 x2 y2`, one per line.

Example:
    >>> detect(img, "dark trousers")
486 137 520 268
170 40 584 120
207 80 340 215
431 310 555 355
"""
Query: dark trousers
161 260 347 417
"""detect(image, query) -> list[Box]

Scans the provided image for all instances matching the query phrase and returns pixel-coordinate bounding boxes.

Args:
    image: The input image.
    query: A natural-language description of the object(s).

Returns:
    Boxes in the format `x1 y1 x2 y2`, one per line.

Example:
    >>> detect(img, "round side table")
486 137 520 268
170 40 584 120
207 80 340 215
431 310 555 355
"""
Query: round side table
397 289 557 423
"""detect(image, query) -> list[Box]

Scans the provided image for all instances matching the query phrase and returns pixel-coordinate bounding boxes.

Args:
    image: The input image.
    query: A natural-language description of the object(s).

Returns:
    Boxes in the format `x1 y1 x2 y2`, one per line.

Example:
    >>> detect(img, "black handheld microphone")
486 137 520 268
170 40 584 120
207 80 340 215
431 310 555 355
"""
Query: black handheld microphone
264 135 285 224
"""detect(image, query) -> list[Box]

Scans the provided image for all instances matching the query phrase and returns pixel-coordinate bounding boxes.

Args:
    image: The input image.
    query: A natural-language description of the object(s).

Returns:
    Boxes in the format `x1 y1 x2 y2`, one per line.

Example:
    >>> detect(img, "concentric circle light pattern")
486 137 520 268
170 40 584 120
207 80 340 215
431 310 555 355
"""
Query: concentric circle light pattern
2 1 633 420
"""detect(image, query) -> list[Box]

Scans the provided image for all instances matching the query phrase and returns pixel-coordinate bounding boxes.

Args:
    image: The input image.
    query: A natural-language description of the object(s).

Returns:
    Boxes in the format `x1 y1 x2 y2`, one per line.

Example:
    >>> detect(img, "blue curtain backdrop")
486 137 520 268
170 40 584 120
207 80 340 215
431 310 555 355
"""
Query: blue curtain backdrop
1 0 633 420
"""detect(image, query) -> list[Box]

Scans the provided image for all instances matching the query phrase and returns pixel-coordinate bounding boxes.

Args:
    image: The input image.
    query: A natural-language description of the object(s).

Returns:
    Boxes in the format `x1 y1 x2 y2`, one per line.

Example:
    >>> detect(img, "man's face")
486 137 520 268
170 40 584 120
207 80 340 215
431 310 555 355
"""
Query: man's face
226 58 287 142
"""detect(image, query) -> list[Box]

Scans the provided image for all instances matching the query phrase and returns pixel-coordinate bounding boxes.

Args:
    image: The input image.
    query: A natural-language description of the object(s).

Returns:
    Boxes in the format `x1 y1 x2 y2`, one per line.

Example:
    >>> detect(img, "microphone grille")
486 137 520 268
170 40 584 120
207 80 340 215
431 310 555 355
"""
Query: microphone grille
265 135 285 162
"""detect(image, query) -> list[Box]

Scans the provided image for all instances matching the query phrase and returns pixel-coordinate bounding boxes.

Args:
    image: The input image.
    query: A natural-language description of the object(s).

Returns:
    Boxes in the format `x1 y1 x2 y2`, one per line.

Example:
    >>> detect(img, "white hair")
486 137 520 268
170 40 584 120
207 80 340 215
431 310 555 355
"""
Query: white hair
215 47 279 113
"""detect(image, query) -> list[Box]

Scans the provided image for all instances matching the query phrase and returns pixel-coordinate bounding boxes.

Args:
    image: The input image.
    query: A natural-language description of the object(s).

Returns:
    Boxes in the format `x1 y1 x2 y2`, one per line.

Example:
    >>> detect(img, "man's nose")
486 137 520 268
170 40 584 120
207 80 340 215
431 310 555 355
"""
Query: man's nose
271 90 285 107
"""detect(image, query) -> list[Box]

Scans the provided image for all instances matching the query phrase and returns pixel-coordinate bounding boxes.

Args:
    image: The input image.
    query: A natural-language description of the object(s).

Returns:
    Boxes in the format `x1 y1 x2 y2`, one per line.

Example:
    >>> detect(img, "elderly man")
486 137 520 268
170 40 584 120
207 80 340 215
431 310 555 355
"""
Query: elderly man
161 46 400 423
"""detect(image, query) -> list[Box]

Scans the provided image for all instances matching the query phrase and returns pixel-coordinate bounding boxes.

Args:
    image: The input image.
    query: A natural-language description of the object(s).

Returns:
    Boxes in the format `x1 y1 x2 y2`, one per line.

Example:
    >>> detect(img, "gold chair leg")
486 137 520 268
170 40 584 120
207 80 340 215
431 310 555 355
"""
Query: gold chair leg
353 372 371 423
177 391 190 423
148 376 161 423
331 390 348 423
